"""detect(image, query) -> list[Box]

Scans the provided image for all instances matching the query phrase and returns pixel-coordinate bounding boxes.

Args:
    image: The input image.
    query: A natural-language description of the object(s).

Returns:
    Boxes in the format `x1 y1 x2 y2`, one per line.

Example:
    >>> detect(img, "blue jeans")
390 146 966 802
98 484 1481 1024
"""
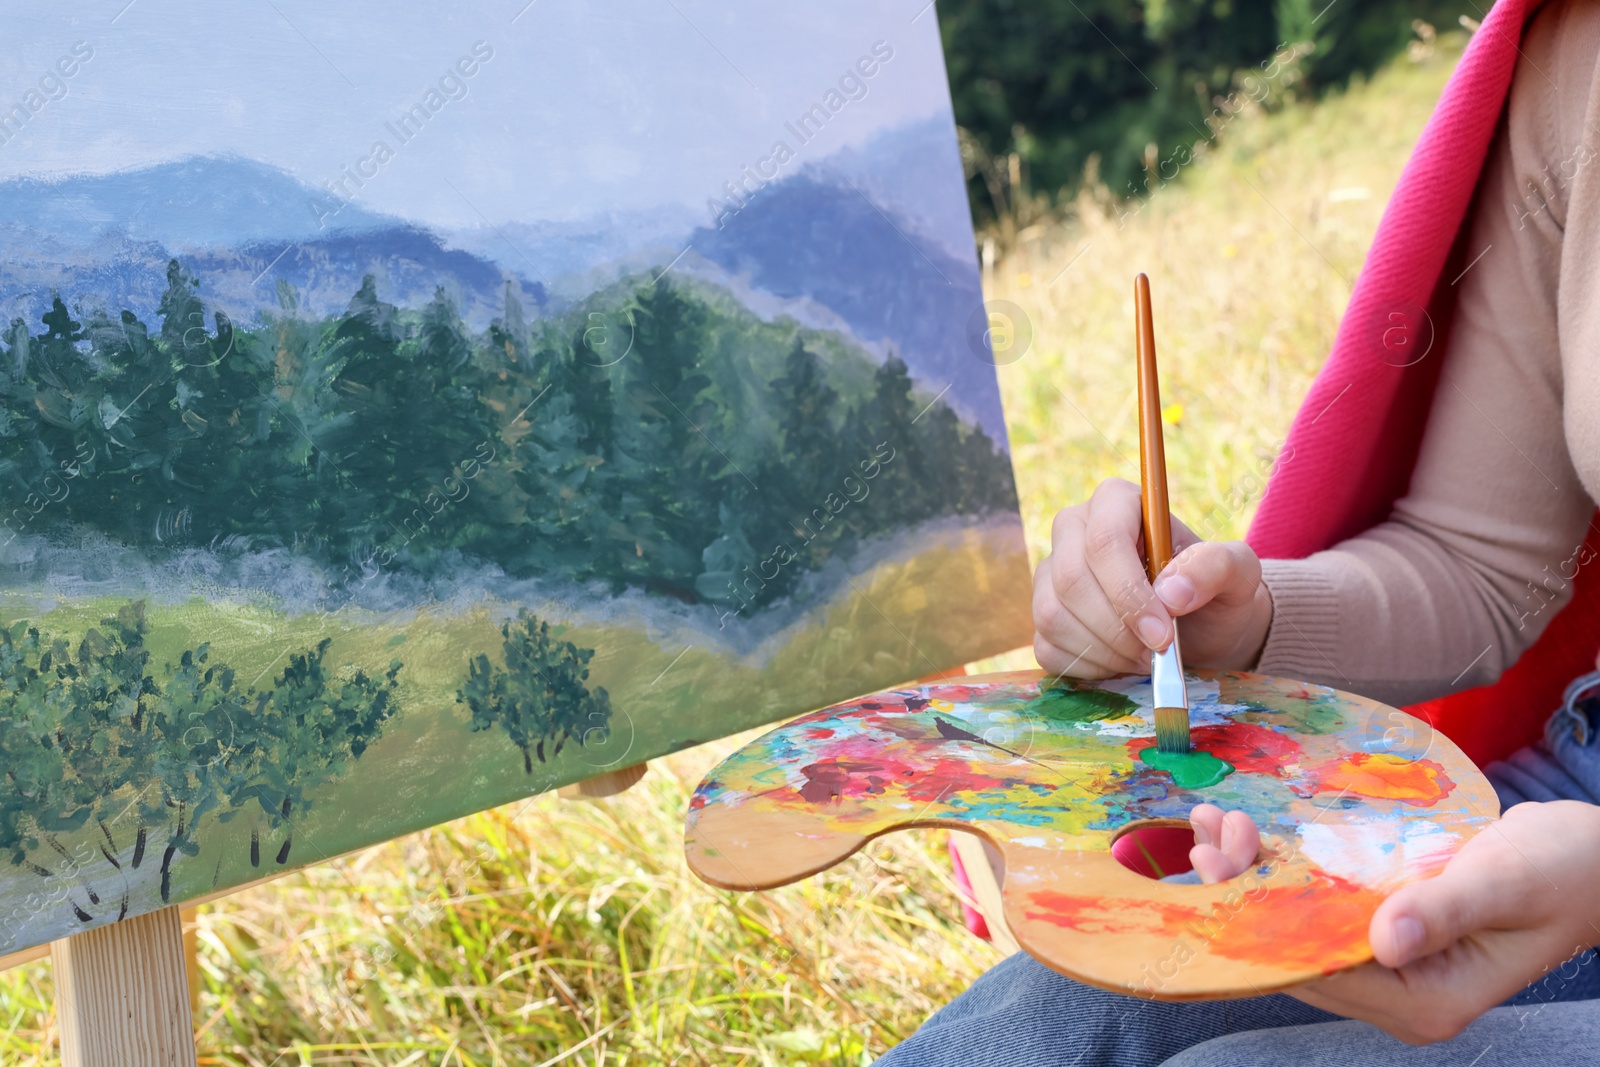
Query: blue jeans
876 671 1600 1066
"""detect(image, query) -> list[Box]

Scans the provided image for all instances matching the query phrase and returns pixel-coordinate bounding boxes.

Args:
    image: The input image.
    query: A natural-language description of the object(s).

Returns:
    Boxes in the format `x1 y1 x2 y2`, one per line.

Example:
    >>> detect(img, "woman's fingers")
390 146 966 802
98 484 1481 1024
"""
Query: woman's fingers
1033 477 1241 679
1168 513 1202 556
1033 557 1147 676
1082 479 1172 650
1189 844 1237 884
1032 631 1139 679
1189 803 1225 847
1035 505 1156 672
1189 807 1260 884
1153 540 1262 615
1151 538 1274 669
1366 801 1571 969
1219 810 1261 872
1031 557 1147 677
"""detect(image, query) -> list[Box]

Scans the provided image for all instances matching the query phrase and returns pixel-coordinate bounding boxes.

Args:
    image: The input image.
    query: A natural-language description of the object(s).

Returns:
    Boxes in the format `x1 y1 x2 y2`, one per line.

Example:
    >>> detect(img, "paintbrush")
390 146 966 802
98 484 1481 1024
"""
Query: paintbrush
1134 273 1190 754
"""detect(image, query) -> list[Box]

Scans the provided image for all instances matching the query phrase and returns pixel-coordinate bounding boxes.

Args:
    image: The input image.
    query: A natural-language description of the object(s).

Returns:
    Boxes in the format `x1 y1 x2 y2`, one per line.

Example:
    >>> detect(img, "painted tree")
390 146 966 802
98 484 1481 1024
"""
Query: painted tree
609 280 718 596
232 639 402 871
488 281 530 369
509 324 620 581
846 353 927 528
37 603 252 903
0 622 71 868
747 337 850 591
0 604 404 907
51 605 162 872
145 642 263 901
0 606 166 918
458 612 612 774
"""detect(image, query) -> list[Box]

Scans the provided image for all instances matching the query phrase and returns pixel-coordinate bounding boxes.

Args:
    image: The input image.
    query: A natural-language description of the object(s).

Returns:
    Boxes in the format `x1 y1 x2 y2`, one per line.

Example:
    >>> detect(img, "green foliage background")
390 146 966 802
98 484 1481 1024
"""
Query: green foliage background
938 0 1474 221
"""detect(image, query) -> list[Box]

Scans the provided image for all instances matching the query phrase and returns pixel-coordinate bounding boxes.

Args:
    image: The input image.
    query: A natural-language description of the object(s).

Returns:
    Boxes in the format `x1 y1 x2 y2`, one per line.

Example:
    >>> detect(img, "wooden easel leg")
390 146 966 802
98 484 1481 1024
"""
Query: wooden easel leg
949 831 1021 956
50 905 199 1067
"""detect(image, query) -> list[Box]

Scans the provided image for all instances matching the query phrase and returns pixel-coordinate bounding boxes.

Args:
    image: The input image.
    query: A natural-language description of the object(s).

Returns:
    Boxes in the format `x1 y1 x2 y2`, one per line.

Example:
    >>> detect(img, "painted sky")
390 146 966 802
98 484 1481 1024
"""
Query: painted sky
0 0 955 231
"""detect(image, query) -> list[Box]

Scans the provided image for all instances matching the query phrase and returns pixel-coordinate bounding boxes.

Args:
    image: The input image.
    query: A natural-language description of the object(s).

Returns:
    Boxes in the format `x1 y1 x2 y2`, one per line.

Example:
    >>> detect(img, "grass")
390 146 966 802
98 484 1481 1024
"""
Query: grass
991 34 1461 558
0 31 1465 1065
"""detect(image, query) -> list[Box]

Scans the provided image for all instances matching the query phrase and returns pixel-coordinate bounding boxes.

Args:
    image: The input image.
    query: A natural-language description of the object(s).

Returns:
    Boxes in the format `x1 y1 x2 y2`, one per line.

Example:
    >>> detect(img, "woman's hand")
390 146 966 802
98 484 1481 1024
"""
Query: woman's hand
1033 478 1274 679
1184 800 1600 1042
1187 803 1261 884
1285 799 1600 1044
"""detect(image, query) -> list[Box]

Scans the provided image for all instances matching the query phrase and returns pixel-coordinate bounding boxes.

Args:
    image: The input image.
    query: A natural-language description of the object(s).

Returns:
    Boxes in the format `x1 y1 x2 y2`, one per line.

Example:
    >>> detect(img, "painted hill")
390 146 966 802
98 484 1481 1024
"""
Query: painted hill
690 172 1003 440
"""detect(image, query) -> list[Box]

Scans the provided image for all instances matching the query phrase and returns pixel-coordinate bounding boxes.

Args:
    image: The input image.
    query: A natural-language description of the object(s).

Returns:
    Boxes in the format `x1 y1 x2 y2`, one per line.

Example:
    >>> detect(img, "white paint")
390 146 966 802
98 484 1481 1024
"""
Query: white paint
1298 817 1460 889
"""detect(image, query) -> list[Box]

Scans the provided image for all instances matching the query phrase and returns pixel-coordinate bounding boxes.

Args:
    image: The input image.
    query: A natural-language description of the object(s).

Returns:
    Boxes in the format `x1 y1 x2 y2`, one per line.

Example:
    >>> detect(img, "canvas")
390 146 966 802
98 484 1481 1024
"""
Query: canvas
0 1 1032 957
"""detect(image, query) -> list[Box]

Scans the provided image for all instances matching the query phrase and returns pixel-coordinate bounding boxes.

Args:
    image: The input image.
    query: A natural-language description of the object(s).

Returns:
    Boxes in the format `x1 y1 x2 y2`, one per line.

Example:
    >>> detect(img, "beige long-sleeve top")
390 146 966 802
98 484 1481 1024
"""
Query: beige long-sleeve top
1255 0 1600 706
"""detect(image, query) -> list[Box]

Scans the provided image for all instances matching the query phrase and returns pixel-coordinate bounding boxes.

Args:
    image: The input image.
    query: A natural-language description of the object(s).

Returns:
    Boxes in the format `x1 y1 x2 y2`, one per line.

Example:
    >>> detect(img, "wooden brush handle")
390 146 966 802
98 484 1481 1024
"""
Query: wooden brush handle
1135 273 1173 583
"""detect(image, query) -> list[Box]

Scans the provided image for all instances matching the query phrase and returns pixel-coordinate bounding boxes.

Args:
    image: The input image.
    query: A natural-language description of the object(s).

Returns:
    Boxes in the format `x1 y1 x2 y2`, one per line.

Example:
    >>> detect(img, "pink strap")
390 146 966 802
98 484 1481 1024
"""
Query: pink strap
1250 0 1539 557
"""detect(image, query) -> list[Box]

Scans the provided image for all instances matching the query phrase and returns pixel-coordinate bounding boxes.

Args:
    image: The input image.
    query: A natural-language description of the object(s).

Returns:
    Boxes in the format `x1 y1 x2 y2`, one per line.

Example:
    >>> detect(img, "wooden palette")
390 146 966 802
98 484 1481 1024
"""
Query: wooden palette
684 670 1497 1000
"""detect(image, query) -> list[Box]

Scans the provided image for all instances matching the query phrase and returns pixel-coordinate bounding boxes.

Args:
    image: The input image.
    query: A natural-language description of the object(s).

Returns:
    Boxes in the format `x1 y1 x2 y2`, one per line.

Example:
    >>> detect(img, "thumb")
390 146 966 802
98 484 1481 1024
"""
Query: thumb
1368 857 1522 968
1152 540 1261 616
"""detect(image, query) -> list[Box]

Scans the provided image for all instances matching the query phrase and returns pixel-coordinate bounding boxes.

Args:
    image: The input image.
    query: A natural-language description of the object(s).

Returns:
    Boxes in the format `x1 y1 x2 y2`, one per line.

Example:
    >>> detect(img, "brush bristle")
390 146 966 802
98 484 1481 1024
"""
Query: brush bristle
1154 707 1191 754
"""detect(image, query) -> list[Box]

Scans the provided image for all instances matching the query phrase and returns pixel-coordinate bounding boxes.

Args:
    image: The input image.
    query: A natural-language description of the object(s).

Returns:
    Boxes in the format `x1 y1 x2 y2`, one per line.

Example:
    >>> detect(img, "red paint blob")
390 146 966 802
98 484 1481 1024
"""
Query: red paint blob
790 752 1023 806
1128 722 1302 776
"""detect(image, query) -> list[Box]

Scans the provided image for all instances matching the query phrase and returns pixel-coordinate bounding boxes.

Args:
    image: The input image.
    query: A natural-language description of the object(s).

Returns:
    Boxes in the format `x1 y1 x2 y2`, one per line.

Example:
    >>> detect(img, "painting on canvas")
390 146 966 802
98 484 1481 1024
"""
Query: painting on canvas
0 1 1032 955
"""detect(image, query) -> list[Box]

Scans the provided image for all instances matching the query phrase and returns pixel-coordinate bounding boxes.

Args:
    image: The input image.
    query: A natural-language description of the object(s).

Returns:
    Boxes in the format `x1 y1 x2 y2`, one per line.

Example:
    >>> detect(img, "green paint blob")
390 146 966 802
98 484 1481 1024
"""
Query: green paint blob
1026 685 1137 725
1139 748 1236 789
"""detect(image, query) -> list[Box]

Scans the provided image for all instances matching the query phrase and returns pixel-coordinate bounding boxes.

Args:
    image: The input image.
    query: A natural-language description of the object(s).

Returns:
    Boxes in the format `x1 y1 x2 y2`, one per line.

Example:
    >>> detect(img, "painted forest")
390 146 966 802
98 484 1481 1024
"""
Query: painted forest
0 260 1018 917
0 262 1017 612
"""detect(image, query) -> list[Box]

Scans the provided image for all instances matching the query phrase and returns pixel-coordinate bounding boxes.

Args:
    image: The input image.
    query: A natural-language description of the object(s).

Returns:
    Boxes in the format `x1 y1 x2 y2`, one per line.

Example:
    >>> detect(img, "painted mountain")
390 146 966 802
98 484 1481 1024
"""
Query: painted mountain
0 156 547 336
0 2 1033 960
690 169 1004 439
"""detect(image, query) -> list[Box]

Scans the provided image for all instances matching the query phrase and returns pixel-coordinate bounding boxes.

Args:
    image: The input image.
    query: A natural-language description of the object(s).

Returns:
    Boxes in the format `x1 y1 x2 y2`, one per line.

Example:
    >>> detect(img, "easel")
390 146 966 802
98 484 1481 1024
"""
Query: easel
1 762 648 1065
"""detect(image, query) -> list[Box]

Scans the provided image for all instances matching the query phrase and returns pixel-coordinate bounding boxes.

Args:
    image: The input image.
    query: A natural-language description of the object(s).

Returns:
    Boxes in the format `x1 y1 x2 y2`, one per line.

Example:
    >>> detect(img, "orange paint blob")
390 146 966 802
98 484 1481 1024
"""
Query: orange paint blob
1025 890 1203 936
1310 752 1455 806
1024 874 1383 975
1204 875 1382 973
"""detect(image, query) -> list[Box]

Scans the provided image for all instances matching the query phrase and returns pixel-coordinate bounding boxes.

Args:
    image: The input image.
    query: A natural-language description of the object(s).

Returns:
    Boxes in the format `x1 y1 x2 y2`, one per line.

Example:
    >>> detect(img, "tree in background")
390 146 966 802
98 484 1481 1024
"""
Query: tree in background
938 0 1473 224
609 280 719 598
848 354 929 528
458 612 613 774
770 338 841 509
510 323 623 583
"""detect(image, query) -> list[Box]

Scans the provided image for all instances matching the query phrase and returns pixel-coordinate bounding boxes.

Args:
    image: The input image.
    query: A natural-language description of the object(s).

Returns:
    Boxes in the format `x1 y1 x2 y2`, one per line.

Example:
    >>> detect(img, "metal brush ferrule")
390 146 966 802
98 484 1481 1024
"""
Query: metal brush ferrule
1150 631 1187 713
